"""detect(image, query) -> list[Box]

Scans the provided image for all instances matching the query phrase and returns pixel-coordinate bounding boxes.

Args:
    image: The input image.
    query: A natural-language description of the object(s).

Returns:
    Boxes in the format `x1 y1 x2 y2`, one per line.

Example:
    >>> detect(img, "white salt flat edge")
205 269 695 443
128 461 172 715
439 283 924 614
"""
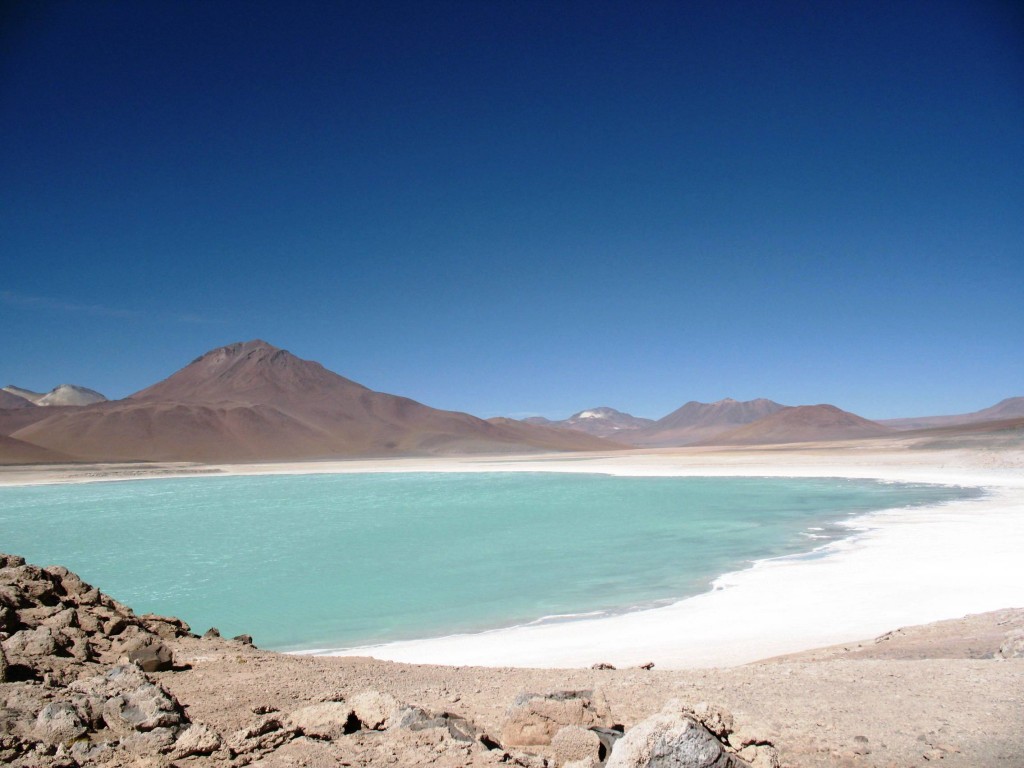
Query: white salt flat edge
317 461 1024 668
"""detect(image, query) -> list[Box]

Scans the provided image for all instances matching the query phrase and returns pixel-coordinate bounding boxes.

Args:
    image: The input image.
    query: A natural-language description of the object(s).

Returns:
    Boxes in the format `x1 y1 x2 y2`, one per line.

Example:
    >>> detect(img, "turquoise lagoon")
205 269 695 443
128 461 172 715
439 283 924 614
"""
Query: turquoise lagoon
0 473 979 651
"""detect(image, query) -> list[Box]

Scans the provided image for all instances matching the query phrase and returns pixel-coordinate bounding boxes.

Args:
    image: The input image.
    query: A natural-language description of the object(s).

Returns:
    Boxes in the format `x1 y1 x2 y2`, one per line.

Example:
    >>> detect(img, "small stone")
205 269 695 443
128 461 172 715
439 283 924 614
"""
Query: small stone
33 702 88 745
605 712 739 768
738 744 782 768
673 700 733 739
173 723 223 756
551 725 603 766
501 690 612 747
202 627 221 639
997 629 1024 659
43 608 78 630
5 626 58 656
592 662 616 670
350 690 400 730
103 617 128 636
639 662 655 670
232 633 254 645
923 748 944 761
287 701 356 739
120 633 174 673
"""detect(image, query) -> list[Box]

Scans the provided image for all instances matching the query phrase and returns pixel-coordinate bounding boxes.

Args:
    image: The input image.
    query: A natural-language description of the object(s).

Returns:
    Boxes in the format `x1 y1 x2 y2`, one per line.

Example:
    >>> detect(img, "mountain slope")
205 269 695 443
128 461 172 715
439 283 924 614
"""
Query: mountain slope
36 384 107 407
2 385 44 403
0 390 35 409
882 396 1024 430
523 407 653 438
8 340 618 462
0 434 73 464
704 404 892 445
632 398 787 446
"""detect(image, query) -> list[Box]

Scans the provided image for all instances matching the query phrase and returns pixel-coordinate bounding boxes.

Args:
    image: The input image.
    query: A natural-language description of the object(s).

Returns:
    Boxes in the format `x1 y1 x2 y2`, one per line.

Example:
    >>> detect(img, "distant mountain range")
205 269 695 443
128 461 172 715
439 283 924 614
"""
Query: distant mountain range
1 340 1020 464
526 394 1021 447
2 384 107 407
0 341 614 464
880 397 1024 431
631 398 787 446
524 407 654 438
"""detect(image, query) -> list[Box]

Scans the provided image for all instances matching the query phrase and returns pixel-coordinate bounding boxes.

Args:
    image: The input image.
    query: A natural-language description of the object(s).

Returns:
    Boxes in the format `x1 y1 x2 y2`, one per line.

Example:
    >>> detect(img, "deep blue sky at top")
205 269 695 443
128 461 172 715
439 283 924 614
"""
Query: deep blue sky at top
2 1 1022 419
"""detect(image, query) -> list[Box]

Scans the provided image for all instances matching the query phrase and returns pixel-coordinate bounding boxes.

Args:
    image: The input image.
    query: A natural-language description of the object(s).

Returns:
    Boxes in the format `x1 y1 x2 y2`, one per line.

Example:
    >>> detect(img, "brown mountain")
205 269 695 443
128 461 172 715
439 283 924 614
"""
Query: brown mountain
704 404 892 445
0 390 35 409
5 340 616 463
881 396 1024 431
0 434 72 464
522 407 654 438
631 398 787 446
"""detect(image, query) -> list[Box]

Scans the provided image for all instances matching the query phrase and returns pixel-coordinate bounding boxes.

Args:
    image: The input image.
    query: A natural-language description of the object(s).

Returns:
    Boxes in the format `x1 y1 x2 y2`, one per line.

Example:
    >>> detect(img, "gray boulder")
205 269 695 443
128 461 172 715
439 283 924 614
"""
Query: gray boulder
998 628 1024 659
69 664 186 735
605 712 746 768
33 702 87 745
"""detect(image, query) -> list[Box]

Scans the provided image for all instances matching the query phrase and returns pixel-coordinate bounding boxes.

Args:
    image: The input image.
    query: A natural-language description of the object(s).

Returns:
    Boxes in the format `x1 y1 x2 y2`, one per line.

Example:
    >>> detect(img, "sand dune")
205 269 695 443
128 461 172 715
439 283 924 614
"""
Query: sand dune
703 404 891 445
3 340 617 463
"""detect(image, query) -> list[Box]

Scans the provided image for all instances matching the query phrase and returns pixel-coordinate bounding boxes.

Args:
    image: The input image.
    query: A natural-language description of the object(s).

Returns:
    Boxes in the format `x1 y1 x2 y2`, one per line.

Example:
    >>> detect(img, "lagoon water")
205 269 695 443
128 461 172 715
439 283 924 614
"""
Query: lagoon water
0 473 978 651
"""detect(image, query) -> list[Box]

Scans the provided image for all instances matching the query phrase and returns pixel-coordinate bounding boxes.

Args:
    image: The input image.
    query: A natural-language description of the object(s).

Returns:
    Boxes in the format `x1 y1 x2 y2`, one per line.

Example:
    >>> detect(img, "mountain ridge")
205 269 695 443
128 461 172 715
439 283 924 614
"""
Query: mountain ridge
4 340 617 463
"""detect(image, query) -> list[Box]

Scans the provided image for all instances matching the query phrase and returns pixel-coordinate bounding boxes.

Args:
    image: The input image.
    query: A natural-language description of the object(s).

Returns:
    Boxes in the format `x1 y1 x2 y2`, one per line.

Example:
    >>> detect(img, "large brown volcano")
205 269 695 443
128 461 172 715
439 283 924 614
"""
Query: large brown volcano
702 404 893 445
631 398 787 446
2 341 618 463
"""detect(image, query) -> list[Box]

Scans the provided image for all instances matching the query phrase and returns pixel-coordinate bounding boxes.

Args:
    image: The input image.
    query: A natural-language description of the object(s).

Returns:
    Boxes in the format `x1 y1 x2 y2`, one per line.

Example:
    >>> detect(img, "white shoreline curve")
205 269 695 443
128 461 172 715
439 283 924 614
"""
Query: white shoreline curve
2 444 1022 669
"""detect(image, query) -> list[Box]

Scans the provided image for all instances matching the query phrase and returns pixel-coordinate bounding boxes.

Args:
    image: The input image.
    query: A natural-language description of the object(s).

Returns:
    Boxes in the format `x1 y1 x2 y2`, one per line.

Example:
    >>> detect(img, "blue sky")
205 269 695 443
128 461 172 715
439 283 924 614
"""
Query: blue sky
2 1 1022 420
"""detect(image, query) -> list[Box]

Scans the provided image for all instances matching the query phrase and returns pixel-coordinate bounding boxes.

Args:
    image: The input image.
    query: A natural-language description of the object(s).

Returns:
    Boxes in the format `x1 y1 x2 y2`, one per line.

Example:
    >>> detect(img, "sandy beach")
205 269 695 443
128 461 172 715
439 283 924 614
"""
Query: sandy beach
3 438 1022 670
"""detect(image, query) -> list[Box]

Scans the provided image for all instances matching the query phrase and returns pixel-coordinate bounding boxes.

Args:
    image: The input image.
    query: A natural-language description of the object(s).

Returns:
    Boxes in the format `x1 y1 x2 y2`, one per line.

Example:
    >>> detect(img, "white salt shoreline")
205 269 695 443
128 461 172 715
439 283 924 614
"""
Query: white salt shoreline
2 445 1022 669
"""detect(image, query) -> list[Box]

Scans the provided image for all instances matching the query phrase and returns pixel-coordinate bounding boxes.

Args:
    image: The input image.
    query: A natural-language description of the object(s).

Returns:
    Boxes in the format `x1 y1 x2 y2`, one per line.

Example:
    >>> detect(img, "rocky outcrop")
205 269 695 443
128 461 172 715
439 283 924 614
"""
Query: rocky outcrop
501 689 614 747
605 701 781 768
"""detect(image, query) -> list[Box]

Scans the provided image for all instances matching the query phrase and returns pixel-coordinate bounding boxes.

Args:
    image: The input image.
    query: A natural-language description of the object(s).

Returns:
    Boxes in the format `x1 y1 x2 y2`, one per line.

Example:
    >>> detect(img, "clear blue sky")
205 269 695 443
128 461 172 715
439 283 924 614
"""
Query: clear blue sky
2 1 1022 420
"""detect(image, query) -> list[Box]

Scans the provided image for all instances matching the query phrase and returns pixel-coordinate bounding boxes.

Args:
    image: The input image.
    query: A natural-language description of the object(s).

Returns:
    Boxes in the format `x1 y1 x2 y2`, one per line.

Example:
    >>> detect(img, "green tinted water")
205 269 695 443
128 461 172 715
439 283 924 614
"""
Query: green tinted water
0 473 978 651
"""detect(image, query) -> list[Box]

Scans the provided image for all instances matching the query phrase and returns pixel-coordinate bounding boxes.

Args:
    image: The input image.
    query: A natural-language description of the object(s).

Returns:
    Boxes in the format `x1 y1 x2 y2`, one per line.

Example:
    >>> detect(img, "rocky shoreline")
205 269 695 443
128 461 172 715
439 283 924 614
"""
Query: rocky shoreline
2 552 1022 767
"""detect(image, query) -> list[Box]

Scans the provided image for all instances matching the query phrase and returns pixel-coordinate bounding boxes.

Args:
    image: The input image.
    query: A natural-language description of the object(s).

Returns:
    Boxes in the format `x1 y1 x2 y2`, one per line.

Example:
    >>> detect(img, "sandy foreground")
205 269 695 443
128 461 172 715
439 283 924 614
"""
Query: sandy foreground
3 439 1022 669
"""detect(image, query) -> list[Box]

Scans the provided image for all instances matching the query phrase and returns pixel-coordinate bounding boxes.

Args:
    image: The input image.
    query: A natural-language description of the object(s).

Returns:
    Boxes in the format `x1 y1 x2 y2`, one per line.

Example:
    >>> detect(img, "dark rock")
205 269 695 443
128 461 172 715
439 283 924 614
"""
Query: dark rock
102 617 128 636
0 644 7 682
605 712 745 768
232 633 254 646
120 634 174 673
592 662 616 670
202 627 221 639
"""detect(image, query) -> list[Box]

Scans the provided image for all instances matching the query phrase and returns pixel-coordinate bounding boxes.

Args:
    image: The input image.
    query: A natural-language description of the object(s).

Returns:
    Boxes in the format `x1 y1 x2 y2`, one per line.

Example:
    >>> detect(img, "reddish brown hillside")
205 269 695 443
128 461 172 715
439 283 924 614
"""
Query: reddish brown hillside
0 390 34 409
632 398 787 446
704 404 892 445
0 434 73 464
7 341 620 462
